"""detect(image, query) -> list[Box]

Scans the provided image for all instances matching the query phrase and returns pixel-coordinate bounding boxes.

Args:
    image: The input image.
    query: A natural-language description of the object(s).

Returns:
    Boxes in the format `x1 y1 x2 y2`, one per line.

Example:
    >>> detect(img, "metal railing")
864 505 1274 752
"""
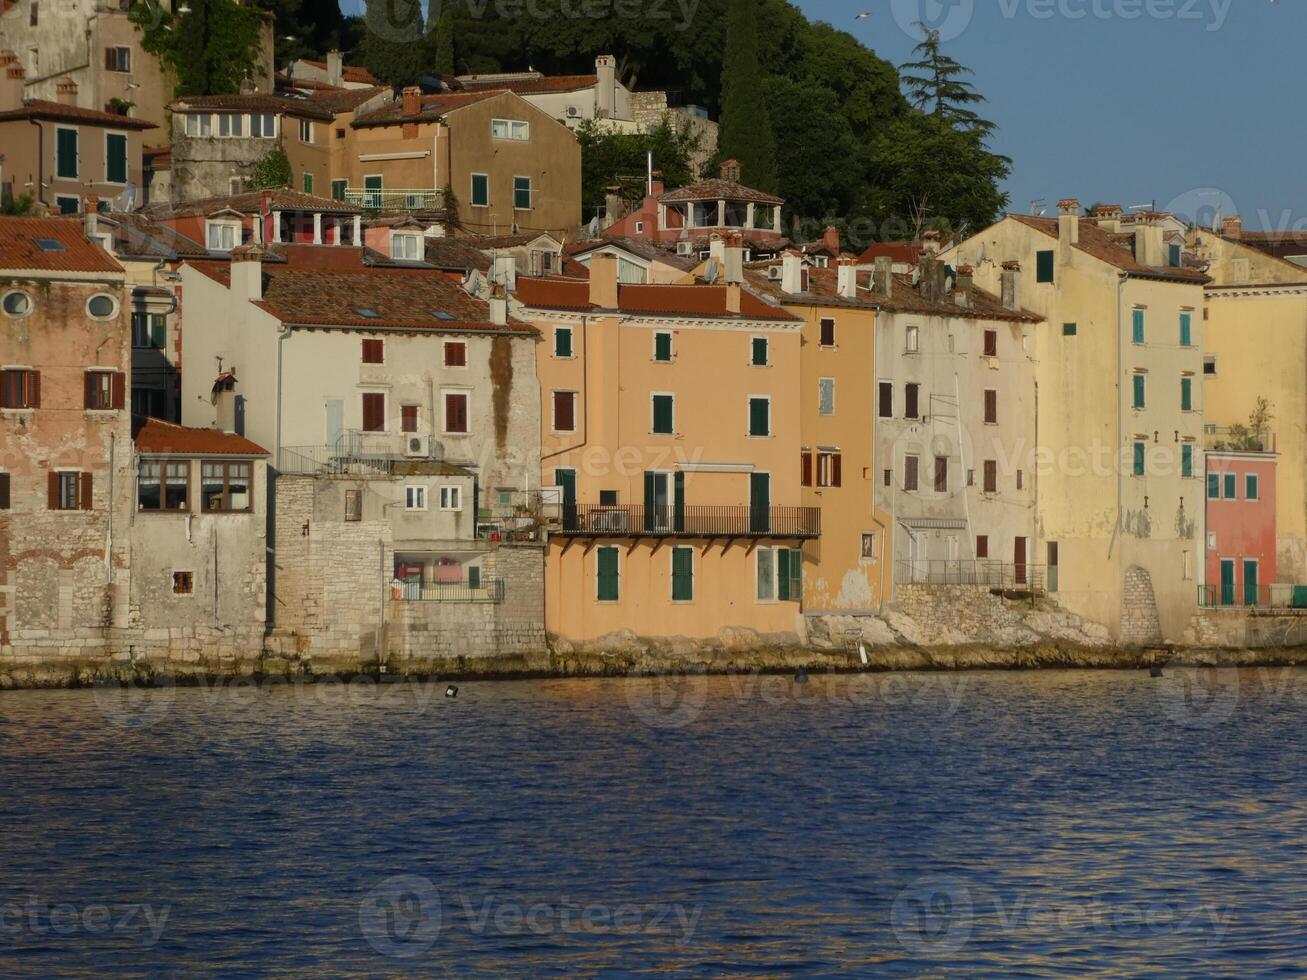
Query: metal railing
1198 583 1307 610
396 579 505 603
342 188 444 211
279 433 404 476
1204 425 1273 453
895 560 1048 591
551 505 820 538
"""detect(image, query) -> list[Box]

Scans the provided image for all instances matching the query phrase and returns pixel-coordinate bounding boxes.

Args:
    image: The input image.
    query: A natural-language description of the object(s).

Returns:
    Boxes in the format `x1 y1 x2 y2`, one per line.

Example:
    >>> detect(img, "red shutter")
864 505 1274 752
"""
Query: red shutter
0 473 9 510
553 392 574 432
832 453 842 488
112 371 126 409
801 451 812 487
362 392 384 431
79 472 93 510
47 472 58 509
29 371 39 408
446 394 468 433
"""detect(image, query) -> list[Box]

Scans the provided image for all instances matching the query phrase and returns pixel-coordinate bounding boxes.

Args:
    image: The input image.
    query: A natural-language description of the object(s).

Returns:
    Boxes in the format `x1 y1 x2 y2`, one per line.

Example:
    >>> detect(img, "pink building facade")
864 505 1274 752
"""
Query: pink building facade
1205 451 1277 605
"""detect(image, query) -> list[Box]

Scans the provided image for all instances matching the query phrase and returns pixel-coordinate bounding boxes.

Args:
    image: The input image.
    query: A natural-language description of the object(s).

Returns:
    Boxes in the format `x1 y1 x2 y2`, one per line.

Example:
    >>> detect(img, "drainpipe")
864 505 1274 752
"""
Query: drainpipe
28 119 45 209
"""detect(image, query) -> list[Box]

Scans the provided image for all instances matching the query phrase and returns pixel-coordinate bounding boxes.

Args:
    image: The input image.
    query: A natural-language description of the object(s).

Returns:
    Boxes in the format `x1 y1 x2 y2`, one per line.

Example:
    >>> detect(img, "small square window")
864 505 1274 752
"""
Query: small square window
405 485 427 510
1063 322 1077 336
172 571 193 595
444 342 467 367
599 490 619 507
362 338 384 364
861 533 878 560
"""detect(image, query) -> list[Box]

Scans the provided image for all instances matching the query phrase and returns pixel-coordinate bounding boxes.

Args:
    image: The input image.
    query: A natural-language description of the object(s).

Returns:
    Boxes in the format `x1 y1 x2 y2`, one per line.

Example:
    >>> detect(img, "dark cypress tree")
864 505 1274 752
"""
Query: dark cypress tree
900 24 996 136
716 0 777 193
360 0 429 88
433 1 456 77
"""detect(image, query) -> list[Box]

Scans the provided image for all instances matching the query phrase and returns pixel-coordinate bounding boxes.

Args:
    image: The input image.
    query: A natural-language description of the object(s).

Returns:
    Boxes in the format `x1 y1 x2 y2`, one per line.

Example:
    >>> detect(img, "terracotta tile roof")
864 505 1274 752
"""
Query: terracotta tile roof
477 232 552 249
134 418 268 457
857 241 922 265
572 237 698 270
424 237 492 273
143 144 172 168
458 73 598 95
352 91 504 128
251 264 532 333
0 217 123 274
169 93 336 122
153 188 361 218
1008 214 1209 283
299 86 389 114
515 276 798 321
82 213 207 260
658 177 784 207
0 99 157 129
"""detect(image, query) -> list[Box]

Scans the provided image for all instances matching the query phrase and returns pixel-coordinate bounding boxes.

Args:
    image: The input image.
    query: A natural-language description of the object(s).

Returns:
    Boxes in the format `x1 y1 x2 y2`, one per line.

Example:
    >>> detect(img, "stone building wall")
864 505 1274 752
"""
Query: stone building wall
628 92 718 179
1120 565 1164 647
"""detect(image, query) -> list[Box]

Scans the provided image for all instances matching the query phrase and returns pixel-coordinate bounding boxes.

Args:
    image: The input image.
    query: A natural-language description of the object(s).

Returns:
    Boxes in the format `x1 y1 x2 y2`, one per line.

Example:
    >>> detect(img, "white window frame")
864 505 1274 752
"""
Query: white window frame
106 45 130 72
2 289 34 319
298 118 314 143
441 388 470 435
756 547 778 603
54 194 80 214
438 485 463 511
491 118 530 141
512 175 532 211
391 231 421 261
470 172 490 208
85 294 119 321
553 326 574 359
404 485 427 511
205 219 240 252
906 325 920 354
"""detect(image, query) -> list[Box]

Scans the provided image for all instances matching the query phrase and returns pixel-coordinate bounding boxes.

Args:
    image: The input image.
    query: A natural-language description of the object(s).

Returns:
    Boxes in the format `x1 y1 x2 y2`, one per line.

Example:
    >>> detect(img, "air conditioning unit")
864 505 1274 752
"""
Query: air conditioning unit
676 240 694 256
591 510 629 533
404 434 431 458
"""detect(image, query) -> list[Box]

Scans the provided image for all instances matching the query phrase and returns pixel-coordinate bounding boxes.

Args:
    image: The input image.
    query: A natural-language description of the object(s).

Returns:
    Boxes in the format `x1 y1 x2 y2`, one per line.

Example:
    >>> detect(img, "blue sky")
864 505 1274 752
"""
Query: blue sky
801 0 1302 230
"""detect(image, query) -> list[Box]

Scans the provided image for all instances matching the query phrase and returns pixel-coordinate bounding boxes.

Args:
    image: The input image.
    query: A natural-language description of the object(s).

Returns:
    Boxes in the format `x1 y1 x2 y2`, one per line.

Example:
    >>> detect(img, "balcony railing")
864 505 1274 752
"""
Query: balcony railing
1204 425 1274 453
1198 584 1307 610
278 444 398 477
342 188 444 212
895 560 1048 592
396 579 505 603
552 505 820 538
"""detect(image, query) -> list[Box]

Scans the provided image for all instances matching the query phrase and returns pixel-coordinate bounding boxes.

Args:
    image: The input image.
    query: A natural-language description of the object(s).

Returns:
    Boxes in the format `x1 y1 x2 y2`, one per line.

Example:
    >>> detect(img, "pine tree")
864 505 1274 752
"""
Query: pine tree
433 1 456 77
900 24 995 136
360 0 429 88
716 0 777 192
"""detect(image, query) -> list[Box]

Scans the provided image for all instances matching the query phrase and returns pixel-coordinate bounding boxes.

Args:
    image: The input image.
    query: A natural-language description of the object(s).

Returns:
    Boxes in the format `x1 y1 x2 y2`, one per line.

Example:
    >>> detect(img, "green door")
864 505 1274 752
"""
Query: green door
105 133 127 184
1243 560 1259 606
363 174 382 208
596 547 619 601
1220 559 1236 606
555 468 576 530
56 127 78 178
749 473 770 533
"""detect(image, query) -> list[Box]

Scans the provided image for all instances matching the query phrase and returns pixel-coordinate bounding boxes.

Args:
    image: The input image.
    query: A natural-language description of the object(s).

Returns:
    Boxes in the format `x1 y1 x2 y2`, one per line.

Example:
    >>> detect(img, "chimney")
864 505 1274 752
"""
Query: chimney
595 54 616 119
955 264 973 307
921 229 941 257
836 256 857 299
82 195 99 239
1058 198 1081 247
874 256 893 298
1222 215 1243 240
401 85 421 118
823 225 840 255
719 158 741 183
780 250 803 294
55 78 78 105
589 253 619 309
1093 203 1123 234
0 54 23 108
603 184 625 226
708 233 725 264
1135 211 1165 267
489 283 508 326
230 243 264 301
326 50 344 88
492 253 517 291
725 283 741 314
649 170 664 198
1000 260 1021 311
723 232 744 284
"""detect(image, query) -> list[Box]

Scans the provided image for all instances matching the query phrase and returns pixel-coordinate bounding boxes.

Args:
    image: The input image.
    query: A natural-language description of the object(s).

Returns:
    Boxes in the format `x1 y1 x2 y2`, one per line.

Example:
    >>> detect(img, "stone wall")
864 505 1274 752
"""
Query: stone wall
628 93 718 179
1184 608 1307 649
1120 565 1164 647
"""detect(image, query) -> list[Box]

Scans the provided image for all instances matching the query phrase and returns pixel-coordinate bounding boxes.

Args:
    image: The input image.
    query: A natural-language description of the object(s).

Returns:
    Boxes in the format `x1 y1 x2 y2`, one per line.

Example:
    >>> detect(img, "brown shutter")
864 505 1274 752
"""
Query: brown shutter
47 472 59 509
0 473 10 509
30 370 40 408
832 453 842 488
79 472 93 510
84 371 95 409
362 392 384 431
553 392 573 431
448 394 468 433
801 451 812 487
112 371 126 409
105 48 114 69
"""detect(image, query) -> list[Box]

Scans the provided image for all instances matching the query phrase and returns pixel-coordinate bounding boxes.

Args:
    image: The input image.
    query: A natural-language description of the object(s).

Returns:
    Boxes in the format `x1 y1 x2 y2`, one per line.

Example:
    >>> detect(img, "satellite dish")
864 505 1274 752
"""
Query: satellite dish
703 259 719 283
586 214 600 238
116 182 137 213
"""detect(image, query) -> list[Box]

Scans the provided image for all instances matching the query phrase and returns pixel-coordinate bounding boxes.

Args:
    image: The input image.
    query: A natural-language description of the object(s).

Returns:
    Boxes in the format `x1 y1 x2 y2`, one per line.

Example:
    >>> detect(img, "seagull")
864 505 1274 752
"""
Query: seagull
855 11 872 18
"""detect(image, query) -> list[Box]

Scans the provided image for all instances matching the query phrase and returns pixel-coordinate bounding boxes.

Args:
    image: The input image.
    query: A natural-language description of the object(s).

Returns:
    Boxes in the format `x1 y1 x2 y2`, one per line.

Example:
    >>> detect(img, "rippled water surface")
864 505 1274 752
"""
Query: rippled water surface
2 668 1306 976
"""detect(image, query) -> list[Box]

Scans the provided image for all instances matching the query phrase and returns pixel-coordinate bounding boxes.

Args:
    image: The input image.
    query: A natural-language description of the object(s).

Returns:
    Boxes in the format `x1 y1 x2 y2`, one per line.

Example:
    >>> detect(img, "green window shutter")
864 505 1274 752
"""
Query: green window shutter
1062 323 1077 337
471 174 489 207
1208 473 1220 498
751 337 767 366
1181 377 1192 412
673 471 685 532
555 328 572 358
1169 243 1182 267
654 332 672 362
555 468 576 506
331 179 347 201
105 133 127 183
671 547 693 601
777 549 801 601
1036 250 1054 283
749 398 769 436
597 548 619 601
56 128 78 178
643 471 657 532
1133 374 1145 409
1180 312 1192 347
1247 475 1258 500
150 314 167 349
302 173 313 194
1224 473 1236 498
1132 309 1145 344
652 395 674 434
1133 442 1145 477
1182 445 1193 478
468 566 481 590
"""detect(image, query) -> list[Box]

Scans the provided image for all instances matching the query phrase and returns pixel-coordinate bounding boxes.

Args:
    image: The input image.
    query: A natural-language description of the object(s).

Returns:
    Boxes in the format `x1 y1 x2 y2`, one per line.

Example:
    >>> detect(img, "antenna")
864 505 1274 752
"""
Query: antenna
647 150 653 197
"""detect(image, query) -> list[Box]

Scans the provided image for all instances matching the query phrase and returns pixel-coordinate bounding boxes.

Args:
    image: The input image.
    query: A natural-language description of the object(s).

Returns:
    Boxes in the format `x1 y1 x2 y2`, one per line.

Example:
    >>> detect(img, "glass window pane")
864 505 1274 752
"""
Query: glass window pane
757 549 774 601
202 462 225 511
138 462 160 509
165 462 188 509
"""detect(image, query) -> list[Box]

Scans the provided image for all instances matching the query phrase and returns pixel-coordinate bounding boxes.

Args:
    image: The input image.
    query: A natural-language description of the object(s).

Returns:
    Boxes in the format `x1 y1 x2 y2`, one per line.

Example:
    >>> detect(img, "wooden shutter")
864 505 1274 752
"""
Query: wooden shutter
446 393 467 433
934 457 947 492
671 548 693 601
79 472 93 510
905 384 918 419
29 371 39 408
362 392 384 431
976 535 988 559
84 371 95 409
983 330 997 357
878 382 892 418
47 472 59 509
105 47 115 69
553 391 573 431
984 389 997 424
361 339 383 363
905 456 918 491
151 314 167 349
984 460 997 493
597 548 619 601
832 453 842 488
673 471 685 532
801 451 812 487
401 405 418 433
0 472 8 509
112 371 126 409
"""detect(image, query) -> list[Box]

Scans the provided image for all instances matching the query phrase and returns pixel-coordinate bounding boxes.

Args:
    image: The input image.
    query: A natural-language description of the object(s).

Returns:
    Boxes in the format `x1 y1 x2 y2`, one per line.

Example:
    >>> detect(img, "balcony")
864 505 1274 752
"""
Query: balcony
552 505 820 539
1198 584 1307 610
341 188 444 212
395 579 505 603
895 560 1048 593
1204 425 1274 453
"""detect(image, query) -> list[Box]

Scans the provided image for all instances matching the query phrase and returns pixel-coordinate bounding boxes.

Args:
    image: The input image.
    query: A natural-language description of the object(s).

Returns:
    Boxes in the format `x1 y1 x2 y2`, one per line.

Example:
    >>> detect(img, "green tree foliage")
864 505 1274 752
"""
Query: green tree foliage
264 0 348 65
131 0 265 97
900 24 995 136
766 77 858 226
433 1 456 76
0 191 38 216
249 148 292 189
360 0 430 88
575 119 701 219
716 0 777 192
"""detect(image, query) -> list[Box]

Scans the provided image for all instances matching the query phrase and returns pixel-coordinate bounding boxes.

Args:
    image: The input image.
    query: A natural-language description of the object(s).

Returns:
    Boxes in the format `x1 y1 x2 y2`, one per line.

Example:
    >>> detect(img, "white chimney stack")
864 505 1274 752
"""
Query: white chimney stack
836 257 857 299
781 251 803 294
1058 198 1081 247
230 243 263 301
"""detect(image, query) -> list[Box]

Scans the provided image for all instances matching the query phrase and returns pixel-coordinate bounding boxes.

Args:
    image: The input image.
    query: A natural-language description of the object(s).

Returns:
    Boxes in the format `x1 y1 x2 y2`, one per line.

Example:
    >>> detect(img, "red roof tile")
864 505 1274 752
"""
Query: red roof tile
135 418 268 456
515 276 797 321
0 217 123 274
299 59 381 85
0 99 157 129
169 92 338 121
857 242 922 265
351 90 504 128
658 177 783 207
1008 214 1209 283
